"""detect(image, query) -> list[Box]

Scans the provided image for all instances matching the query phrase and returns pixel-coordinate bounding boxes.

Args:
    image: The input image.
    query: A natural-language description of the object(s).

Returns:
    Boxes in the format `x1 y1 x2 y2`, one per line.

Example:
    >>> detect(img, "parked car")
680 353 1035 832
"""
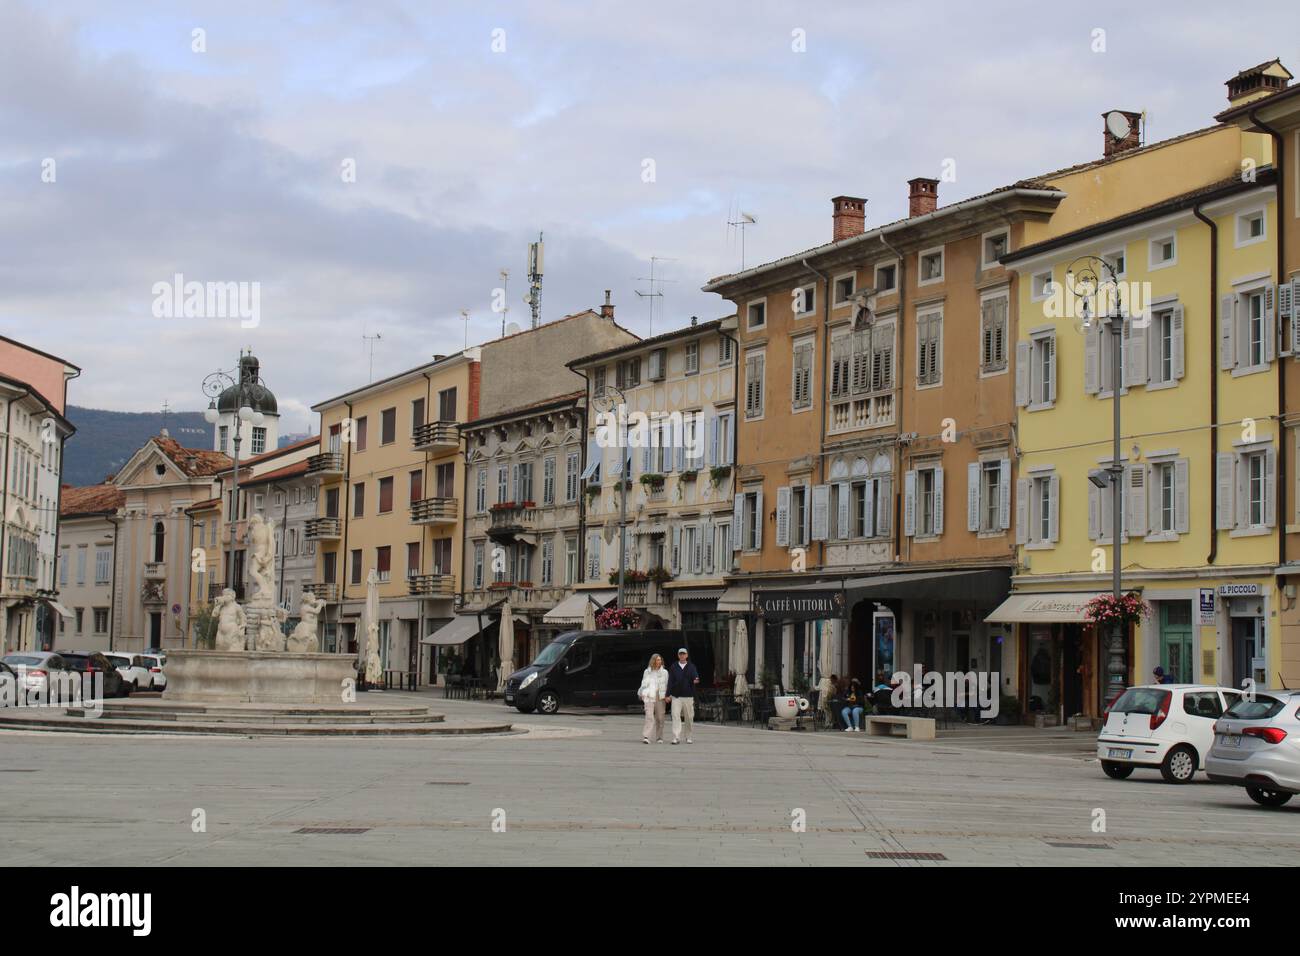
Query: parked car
59 652 128 698
104 653 151 692
1097 684 1241 783
504 629 714 715
138 653 167 691
1205 689 1300 807
0 660 16 705
1 651 70 698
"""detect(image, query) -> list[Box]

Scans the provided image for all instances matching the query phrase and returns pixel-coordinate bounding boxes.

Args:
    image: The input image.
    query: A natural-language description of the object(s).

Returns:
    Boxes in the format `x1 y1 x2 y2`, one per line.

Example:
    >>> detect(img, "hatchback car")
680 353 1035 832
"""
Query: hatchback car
1 651 70 698
1097 684 1240 783
104 653 150 691
138 653 167 691
59 652 128 698
1205 689 1300 807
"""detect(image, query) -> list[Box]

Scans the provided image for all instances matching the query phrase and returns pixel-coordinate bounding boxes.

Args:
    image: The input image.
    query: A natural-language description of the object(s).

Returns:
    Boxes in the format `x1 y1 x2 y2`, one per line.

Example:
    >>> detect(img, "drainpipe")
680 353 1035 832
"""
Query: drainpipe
880 234 907 561
1249 108 1287 569
801 260 831 570
1193 203 1219 567
108 513 119 651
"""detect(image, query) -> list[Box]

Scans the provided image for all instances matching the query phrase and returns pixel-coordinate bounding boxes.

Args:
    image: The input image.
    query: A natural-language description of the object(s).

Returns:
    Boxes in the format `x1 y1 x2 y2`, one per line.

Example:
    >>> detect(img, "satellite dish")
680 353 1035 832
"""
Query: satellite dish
741 212 756 224
1104 110 1132 141
504 321 522 336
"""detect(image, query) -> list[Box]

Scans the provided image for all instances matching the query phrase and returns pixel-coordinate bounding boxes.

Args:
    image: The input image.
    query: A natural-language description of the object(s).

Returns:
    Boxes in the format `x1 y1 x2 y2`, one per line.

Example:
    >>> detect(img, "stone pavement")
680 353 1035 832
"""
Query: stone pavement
1 692 1295 866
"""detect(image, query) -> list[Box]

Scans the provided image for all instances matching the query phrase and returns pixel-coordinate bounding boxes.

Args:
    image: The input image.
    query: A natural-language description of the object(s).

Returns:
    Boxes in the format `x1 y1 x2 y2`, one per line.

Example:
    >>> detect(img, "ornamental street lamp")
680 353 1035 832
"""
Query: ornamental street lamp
590 384 629 610
202 356 270 649
1070 255 1128 707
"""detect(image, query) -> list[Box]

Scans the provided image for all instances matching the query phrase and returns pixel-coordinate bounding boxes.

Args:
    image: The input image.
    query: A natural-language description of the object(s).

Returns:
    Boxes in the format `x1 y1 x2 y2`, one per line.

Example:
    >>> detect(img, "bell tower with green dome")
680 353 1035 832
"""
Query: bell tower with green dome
209 350 279 456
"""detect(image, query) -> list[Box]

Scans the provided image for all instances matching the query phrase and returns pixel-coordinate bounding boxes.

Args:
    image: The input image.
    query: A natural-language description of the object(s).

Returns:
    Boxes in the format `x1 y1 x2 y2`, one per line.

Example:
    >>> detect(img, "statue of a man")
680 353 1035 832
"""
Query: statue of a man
247 513 276 603
287 593 326 653
213 588 247 651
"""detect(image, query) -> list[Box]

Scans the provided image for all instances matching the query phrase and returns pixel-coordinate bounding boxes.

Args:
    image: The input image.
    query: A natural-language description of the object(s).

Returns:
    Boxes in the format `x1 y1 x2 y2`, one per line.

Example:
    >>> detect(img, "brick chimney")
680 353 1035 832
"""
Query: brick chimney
831 196 866 241
1226 59 1292 108
599 290 615 319
1102 110 1143 158
907 178 938 218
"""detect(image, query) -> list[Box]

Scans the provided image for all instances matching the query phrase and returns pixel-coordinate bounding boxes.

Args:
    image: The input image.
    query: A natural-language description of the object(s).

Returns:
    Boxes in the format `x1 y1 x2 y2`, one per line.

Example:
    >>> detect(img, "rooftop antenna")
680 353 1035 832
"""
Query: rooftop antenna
727 209 757 270
362 331 382 383
498 268 510 338
160 399 171 434
525 233 544 329
633 255 678 336
460 309 470 350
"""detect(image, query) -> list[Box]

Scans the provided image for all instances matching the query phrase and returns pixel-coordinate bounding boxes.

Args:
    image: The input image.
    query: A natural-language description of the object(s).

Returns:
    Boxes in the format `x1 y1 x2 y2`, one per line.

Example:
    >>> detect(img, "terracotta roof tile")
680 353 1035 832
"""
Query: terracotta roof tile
154 436 232 477
60 484 124 517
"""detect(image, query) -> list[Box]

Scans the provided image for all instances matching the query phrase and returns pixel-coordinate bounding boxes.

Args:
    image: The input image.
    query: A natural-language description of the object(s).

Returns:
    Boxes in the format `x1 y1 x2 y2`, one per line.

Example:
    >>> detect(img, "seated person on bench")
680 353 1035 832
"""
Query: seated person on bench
840 678 866 732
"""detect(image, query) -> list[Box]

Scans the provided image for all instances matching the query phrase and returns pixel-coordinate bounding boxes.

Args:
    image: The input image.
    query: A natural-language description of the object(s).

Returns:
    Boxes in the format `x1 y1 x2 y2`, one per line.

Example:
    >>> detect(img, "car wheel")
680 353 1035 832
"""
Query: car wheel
515 704 536 714
1160 744 1197 784
1101 760 1133 780
537 690 560 715
1246 786 1294 808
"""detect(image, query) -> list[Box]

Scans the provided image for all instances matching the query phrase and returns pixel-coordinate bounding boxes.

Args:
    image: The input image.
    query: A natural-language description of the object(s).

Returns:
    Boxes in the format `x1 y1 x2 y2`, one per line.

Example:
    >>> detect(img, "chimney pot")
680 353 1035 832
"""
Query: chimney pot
907 178 939 218
831 196 867 242
599 290 615 319
1102 110 1143 158
1225 60 1291 107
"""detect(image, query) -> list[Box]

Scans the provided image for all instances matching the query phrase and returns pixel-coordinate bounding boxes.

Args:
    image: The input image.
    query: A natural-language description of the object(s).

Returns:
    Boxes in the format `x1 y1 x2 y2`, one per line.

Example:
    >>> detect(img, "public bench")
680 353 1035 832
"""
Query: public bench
864 714 936 740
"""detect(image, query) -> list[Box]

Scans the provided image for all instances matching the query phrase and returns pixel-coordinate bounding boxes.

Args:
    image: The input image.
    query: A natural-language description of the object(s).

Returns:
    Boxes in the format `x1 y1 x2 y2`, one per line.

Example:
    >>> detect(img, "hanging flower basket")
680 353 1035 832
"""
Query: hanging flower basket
596 605 639 630
1084 592 1150 628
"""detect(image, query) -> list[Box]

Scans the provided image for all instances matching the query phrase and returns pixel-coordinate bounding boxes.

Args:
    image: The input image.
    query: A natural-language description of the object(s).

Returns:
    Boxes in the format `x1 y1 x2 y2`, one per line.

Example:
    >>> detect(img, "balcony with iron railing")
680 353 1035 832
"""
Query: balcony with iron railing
412 421 460 453
407 573 455 599
303 582 339 602
410 497 459 525
305 451 345 477
304 516 342 540
487 503 538 540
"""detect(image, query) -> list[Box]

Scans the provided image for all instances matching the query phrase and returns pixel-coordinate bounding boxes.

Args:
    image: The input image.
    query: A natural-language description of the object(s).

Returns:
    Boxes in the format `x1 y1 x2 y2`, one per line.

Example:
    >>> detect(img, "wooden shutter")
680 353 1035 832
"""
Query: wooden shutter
1015 341 1030 406
1127 464 1147 537
1084 325 1100 394
707 416 717 467
1174 458 1190 534
775 486 791 547
1048 475 1060 543
836 481 850 539
1215 452 1235 530
876 475 892 537
903 470 917 537
1220 295 1236 370
933 466 944 535
1170 305 1185 380
1265 285 1277 362
998 459 1012 529
811 485 830 541
703 520 714 571
1125 318 1147 387
733 494 744 550
967 462 981 532
1015 478 1030 545
1266 445 1277 527
1046 336 1057 403
1088 483 1099 540
753 488 763 549
671 525 681 574
863 479 876 538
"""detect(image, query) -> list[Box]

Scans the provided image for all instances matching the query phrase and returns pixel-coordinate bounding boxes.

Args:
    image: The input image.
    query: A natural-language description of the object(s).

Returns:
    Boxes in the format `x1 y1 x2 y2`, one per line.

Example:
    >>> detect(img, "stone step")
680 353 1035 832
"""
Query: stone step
0 712 513 737
65 708 443 725
95 702 435 719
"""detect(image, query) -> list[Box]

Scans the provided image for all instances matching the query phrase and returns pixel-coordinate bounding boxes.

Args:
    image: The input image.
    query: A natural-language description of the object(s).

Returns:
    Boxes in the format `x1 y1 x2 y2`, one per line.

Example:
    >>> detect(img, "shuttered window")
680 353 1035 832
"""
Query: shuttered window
916 311 942 386
980 295 1008 372
792 340 813 409
745 352 765 419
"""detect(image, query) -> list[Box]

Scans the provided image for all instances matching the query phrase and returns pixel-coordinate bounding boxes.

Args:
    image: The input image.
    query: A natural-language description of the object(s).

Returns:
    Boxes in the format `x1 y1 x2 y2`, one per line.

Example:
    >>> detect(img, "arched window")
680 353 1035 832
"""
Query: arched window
152 521 165 563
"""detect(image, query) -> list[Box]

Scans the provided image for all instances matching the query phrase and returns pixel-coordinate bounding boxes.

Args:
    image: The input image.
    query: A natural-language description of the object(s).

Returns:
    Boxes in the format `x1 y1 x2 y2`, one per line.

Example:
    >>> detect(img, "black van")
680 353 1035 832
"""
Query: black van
504 629 714 714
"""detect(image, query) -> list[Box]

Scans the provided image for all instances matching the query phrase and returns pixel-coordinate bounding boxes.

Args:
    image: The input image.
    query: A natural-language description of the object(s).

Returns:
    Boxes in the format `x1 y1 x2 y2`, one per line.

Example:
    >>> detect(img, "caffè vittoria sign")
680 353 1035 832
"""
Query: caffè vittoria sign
751 590 846 620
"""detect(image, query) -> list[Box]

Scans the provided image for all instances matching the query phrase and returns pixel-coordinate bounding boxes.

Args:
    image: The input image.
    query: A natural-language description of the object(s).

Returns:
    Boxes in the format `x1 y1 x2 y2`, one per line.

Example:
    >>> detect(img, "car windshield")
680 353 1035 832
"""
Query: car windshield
1224 695 1286 720
105 657 130 667
4 655 43 667
61 657 91 670
532 641 571 668
1110 687 1169 716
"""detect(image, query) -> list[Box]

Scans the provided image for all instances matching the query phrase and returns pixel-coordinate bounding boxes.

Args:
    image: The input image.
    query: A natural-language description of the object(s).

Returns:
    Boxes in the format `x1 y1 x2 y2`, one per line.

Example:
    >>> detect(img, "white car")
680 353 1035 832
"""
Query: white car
1097 684 1241 783
139 653 167 691
104 653 149 692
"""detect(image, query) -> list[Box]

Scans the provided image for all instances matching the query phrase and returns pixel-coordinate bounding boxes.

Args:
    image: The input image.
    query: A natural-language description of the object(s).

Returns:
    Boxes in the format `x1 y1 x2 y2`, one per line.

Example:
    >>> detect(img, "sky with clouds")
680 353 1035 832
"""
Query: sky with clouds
1 0 1296 435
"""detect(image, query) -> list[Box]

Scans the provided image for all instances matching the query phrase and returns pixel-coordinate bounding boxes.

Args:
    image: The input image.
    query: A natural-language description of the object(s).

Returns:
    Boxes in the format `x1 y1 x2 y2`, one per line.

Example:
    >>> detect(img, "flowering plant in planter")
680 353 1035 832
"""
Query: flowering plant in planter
490 501 517 512
647 566 672 584
609 569 650 585
596 605 639 630
1084 592 1151 627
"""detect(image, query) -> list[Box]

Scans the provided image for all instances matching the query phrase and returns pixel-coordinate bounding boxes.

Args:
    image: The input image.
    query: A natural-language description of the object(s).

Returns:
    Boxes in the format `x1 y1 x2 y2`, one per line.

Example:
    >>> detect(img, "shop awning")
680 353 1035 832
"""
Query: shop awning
542 590 615 624
780 568 1010 605
422 615 487 646
984 591 1106 624
717 583 752 612
41 599 74 619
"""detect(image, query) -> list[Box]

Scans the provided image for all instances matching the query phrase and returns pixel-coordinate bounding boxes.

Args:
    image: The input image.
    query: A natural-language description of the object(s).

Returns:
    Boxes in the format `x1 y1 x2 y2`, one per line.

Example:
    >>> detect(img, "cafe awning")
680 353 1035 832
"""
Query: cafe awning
717 583 752 612
984 591 1106 624
780 567 1010 605
422 615 489 646
543 590 615 624
41 599 74 619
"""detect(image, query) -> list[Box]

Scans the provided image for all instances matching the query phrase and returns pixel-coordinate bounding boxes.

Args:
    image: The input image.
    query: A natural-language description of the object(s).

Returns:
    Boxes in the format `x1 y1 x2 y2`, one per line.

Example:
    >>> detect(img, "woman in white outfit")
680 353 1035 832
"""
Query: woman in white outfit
639 654 669 744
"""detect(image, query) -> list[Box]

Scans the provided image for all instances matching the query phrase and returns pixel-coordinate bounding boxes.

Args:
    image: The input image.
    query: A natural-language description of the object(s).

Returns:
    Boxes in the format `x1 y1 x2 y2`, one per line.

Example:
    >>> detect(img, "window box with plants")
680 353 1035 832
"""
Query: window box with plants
639 473 665 491
708 465 732 490
679 469 699 483
488 580 515 590
490 501 518 512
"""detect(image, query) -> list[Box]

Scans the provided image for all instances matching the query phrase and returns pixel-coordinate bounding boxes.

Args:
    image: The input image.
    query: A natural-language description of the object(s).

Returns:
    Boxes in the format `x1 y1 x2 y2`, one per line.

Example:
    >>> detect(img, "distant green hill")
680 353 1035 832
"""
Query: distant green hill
62 407 213 486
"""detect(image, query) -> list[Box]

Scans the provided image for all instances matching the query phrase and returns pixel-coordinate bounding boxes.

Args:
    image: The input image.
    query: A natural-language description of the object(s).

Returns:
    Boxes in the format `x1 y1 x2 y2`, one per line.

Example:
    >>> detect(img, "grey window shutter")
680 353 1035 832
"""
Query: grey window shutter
641 439 651 475
703 521 714 572
1265 285 1277 363
863 479 876 538
1048 475 1060 543
836 482 850 539
1236 456 1248 530
1125 319 1147 387
1215 452 1235 530
753 488 763 549
1174 458 1190 534
706 415 717 467
1015 478 1030 545
903 470 917 537
692 526 703 572
998 459 1012 529
1088 482 1099 540
933 466 944 535
1171 305 1185 380
1266 445 1277 527
1220 295 1236 370
1292 279 1300 354
876 475 892 537
1015 341 1030 406
802 488 812 545
1127 464 1147 537
775 486 791 547
1046 336 1057 403
671 525 681 574
811 485 830 541
1084 324 1100 394
733 494 744 550
967 462 981 532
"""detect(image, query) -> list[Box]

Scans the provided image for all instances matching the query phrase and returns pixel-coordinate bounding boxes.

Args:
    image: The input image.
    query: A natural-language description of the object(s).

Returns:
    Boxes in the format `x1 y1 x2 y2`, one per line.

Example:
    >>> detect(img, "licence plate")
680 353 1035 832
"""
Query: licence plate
1220 734 1242 748
504 695 514 703
1107 748 1132 759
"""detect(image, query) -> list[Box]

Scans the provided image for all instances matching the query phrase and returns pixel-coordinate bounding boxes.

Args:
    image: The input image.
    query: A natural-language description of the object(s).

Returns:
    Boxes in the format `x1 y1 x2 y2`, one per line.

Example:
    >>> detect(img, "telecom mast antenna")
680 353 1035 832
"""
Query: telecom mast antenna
526 233 544 329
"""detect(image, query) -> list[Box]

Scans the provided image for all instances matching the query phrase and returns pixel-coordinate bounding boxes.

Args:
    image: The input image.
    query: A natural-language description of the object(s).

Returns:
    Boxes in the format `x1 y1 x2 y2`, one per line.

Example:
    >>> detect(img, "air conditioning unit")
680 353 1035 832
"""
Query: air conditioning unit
648 349 667 381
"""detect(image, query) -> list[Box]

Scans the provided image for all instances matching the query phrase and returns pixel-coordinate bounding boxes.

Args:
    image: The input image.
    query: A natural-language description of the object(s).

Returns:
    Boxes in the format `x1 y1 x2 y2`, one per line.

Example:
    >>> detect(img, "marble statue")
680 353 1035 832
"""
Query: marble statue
213 588 247 651
247 514 276 602
287 593 326 653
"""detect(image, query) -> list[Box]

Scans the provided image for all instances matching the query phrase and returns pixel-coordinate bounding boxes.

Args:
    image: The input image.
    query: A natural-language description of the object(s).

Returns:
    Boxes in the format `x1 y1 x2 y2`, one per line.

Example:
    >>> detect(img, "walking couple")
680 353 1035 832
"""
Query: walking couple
639 647 700 745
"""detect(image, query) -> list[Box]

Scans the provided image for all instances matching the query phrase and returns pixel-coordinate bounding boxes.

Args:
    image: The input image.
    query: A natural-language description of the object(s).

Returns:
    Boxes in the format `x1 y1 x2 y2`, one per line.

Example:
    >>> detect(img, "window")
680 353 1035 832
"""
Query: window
94 548 111 585
473 542 484 588
586 533 601 581
791 485 808 546
565 452 579 502
792 339 813 409
93 608 108 634
1017 331 1056 409
715 412 734 466
738 489 762 551
541 538 553 585
350 549 362 585
379 408 396 445
616 358 641 389
1104 249 1127 278
1031 271 1055 301
354 416 368 451
747 299 767 330
833 274 856 306
377 477 393 513
982 231 1009 269
593 366 607 398
251 427 266 455
74 608 83 634
376 546 391 583
323 551 337 584
497 465 509 504
515 461 534 503
1248 292 1265 367
969 459 1011 533
793 284 816 317
905 466 942 538
1148 306 1184 386
916 310 942 386
432 538 451 575
1221 288 1275 372
684 341 699 375
919 247 944 284
411 397 426 431
1237 209 1266 247
543 456 556 505
406 542 420 577
1017 472 1059 547
745 351 765 419
716 522 732 570
407 469 423 504
648 348 667 381
980 294 1008 373
59 548 68 585
352 482 365 518
1149 234 1176 269
874 262 897 293
438 388 457 421
218 426 229 453
719 335 735 366
564 535 578 585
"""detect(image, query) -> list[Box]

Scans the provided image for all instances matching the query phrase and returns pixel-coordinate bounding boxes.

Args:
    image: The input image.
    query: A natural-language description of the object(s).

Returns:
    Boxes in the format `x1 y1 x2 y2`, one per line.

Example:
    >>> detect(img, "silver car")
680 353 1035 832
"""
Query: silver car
1205 689 1300 807
1 651 69 698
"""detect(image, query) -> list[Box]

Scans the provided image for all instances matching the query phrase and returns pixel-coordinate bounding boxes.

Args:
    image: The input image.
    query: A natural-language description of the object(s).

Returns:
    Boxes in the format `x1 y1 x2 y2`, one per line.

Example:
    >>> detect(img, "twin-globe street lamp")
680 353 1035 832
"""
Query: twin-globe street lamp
1068 255 1129 706
201 361 270 648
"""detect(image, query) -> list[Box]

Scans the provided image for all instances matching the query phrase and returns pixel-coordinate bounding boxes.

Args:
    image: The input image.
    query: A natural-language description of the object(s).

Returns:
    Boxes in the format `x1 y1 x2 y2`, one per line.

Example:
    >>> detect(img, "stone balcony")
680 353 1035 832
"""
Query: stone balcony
410 496 459 526
487 503 538 541
304 516 342 540
305 451 345 477
407 573 455 599
412 421 459 453
464 583 569 613
143 561 166 581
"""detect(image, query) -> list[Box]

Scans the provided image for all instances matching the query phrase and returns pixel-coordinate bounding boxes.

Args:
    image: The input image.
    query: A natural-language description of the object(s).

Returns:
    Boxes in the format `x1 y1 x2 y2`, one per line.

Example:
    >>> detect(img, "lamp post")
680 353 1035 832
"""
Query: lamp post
590 384 629 610
1071 256 1128 707
202 355 269 650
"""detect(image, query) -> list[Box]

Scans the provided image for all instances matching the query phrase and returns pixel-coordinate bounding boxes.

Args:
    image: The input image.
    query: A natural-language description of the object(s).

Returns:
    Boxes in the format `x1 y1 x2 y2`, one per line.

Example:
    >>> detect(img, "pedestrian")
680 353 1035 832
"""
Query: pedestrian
639 653 669 744
841 677 866 732
665 646 699 744
1153 666 1174 685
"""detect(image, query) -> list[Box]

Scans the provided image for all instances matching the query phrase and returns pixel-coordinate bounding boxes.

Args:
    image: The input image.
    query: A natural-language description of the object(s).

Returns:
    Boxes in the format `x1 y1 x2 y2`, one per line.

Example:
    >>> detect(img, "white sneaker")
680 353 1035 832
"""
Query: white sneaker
843 727 852 732
686 738 693 744
656 739 663 743
643 737 650 744
672 738 679 745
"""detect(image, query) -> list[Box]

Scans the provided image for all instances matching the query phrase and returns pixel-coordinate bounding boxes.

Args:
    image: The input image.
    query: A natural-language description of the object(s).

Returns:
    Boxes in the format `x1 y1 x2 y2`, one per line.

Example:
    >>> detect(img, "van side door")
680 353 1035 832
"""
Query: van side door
561 638 596 705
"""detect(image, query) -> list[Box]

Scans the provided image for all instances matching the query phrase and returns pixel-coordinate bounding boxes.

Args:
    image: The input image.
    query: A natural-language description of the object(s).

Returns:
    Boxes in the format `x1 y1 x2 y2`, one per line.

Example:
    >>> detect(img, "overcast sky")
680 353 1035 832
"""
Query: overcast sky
1 0 1295 435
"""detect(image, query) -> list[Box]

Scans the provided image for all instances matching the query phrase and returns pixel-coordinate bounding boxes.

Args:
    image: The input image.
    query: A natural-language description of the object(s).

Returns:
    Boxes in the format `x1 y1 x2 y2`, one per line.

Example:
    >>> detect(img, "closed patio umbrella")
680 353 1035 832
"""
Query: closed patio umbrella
818 620 834 680
732 618 749 698
363 569 382 687
498 598 514 691
583 595 597 631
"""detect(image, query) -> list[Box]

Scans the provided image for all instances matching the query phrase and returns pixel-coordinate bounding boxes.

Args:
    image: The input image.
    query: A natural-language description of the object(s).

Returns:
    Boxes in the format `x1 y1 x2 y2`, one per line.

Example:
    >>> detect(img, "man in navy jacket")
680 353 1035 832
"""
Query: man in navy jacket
665 647 700 744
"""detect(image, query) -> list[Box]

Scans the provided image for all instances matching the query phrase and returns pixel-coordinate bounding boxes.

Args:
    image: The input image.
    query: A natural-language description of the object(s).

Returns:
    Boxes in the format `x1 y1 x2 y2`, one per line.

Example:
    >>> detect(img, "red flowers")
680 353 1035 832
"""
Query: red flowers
1084 592 1150 627
596 605 639 630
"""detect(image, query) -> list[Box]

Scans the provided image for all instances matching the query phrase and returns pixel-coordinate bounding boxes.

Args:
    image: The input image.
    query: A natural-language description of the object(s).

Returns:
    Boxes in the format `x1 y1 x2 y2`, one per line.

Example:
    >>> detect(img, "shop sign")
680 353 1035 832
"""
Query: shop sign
751 589 845 620
1198 589 1216 626
1218 584 1261 598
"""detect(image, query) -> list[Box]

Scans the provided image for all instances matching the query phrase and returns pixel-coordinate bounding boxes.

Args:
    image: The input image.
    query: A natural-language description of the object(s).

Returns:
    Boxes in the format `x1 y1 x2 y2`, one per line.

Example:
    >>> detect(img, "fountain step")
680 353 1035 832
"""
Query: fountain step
0 710 513 737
